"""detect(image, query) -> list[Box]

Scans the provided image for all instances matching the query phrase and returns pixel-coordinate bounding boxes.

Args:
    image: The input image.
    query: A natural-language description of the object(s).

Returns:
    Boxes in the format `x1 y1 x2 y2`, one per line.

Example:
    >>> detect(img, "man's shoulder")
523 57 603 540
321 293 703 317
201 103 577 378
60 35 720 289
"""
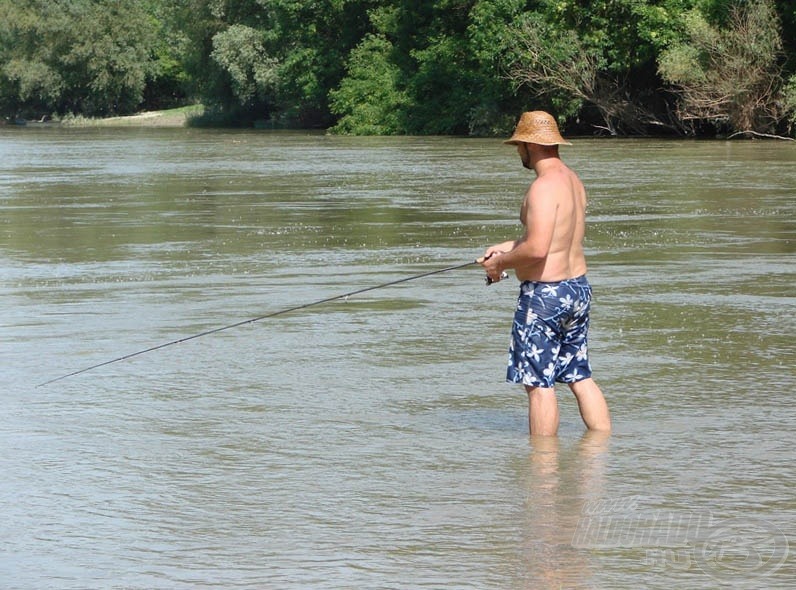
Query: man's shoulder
529 170 571 198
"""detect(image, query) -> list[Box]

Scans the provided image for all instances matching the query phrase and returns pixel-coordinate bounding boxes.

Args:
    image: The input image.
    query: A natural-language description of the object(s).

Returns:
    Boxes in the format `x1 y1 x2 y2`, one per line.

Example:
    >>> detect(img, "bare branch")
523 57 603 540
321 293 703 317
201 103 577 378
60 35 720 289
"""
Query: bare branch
727 130 795 141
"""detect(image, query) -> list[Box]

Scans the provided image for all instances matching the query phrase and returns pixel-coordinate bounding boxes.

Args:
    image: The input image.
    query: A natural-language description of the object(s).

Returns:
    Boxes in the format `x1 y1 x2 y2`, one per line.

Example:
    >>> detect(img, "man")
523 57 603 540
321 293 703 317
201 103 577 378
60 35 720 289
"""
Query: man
480 111 611 436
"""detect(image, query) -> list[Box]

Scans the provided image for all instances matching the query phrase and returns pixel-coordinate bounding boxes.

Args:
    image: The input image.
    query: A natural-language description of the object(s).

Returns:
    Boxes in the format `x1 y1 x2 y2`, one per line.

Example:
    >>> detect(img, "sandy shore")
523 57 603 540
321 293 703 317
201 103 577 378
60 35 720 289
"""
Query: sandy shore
53 105 206 128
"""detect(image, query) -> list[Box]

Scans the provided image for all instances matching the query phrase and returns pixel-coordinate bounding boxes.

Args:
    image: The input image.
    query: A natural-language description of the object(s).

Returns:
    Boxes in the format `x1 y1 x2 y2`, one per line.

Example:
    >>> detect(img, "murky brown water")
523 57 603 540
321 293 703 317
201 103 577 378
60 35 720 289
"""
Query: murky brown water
2 127 794 588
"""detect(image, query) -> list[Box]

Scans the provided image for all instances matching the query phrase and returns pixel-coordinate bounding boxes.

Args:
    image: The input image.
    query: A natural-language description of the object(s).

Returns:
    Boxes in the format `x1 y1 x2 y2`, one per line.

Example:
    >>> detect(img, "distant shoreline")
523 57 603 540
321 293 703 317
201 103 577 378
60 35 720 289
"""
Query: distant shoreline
62 105 205 127
5 105 205 128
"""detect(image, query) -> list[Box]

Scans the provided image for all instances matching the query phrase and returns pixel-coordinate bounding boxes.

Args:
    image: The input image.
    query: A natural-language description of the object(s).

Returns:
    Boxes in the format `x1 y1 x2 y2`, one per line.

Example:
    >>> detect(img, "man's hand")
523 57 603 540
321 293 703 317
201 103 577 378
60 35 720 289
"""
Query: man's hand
479 251 506 284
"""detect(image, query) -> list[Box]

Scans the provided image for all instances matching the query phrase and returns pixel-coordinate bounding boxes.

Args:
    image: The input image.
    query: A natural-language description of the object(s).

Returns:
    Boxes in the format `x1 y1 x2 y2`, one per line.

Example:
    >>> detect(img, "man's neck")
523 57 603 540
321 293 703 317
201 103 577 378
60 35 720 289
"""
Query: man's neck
533 153 563 176
525 143 561 173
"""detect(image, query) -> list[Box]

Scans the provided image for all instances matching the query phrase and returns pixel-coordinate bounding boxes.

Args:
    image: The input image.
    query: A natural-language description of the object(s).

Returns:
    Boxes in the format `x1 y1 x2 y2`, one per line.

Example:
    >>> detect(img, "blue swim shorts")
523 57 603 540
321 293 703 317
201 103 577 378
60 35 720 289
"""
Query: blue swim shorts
507 275 593 388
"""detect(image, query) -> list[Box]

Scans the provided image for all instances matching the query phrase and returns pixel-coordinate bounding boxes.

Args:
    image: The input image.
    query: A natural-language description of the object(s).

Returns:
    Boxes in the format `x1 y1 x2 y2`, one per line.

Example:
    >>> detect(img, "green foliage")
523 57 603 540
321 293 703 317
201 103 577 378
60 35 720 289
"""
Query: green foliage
1 0 793 136
140 0 193 109
211 24 278 106
658 0 786 133
503 12 592 117
498 1 704 134
775 0 796 55
332 0 526 135
464 0 529 134
533 0 698 73
329 34 409 134
632 1 691 51
180 0 375 126
784 74 796 129
0 0 162 117
657 10 716 84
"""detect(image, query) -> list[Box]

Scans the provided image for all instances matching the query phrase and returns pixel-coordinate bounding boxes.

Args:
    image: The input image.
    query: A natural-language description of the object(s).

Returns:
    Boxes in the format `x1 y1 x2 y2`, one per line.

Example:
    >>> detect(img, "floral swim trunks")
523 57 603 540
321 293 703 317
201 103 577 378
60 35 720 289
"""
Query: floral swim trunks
507 275 593 388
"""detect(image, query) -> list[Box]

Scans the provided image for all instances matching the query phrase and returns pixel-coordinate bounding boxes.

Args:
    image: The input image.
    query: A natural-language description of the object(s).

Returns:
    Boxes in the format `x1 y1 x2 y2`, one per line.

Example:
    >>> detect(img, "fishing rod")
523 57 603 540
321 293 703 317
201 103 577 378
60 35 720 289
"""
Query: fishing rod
37 259 504 387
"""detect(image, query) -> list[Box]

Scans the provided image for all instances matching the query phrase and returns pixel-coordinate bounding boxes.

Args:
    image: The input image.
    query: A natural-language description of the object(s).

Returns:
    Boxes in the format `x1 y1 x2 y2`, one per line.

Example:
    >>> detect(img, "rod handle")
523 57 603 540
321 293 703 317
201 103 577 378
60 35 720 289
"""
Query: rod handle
485 271 509 286
476 255 507 285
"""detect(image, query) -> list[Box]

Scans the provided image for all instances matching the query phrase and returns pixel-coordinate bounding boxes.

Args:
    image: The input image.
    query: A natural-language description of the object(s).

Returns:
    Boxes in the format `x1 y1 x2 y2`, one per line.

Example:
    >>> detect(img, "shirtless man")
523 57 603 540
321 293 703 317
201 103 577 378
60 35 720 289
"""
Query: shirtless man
480 111 611 436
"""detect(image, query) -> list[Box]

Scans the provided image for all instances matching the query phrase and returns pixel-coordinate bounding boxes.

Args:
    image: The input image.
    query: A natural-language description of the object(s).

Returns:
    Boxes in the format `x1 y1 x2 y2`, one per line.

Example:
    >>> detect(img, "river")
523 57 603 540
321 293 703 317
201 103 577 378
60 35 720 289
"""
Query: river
1 127 794 588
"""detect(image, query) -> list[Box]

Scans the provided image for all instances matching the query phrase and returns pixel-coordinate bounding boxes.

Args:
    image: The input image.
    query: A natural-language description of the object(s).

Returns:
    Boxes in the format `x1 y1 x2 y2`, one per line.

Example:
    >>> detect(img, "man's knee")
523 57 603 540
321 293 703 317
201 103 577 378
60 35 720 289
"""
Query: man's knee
569 377 597 396
526 385 556 399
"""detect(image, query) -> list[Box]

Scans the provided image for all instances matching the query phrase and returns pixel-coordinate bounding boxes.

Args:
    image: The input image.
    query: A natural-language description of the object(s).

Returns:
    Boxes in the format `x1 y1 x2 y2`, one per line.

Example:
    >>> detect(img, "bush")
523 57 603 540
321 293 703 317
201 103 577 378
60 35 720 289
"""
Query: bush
329 35 409 135
211 24 279 107
0 0 159 118
658 0 787 134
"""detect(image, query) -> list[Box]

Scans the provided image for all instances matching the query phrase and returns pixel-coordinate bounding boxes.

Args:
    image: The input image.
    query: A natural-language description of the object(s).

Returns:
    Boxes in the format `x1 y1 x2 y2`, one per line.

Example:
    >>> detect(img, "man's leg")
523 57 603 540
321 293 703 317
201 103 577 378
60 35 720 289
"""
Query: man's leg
569 378 611 432
526 386 560 436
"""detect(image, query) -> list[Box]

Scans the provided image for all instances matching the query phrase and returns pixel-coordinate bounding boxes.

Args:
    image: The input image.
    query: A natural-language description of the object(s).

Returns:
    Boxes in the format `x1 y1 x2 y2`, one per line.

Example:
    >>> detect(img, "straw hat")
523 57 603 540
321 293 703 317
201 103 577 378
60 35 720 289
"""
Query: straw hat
504 111 572 146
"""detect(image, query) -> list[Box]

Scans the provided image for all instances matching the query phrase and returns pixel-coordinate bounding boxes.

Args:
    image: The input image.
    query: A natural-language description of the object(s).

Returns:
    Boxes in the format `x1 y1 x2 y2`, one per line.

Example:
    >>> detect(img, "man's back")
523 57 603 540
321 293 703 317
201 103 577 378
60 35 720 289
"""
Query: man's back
515 159 588 282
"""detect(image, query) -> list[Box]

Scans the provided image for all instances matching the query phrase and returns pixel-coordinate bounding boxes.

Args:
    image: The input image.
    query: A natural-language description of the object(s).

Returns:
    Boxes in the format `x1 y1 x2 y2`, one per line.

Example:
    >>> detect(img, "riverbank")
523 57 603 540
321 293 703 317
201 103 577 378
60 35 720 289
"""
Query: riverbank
6 105 295 130
60 105 205 127
1 105 206 128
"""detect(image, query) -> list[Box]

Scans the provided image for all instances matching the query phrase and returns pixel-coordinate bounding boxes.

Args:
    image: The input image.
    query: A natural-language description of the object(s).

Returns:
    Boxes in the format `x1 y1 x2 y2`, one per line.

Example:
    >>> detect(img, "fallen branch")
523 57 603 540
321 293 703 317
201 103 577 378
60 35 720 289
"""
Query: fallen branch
727 130 795 140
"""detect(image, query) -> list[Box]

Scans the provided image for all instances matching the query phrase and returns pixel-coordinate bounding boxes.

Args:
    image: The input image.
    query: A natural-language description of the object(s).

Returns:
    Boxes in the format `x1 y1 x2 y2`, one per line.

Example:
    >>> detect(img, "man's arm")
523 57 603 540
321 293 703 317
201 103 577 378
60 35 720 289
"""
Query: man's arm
481 179 558 280
483 239 518 260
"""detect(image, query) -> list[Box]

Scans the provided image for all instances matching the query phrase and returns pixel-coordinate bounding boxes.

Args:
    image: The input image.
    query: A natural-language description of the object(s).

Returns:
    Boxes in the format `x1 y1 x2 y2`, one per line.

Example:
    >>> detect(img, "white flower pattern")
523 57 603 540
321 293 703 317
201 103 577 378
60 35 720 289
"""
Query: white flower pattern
507 276 593 388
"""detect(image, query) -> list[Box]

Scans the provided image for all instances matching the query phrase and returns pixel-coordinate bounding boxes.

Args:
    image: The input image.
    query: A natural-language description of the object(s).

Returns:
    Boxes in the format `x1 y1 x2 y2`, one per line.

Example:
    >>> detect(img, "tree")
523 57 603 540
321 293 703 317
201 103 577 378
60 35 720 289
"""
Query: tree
0 0 160 118
211 24 279 107
502 0 697 135
140 0 194 110
329 34 409 134
658 0 787 135
331 0 526 135
502 13 607 129
2 0 794 133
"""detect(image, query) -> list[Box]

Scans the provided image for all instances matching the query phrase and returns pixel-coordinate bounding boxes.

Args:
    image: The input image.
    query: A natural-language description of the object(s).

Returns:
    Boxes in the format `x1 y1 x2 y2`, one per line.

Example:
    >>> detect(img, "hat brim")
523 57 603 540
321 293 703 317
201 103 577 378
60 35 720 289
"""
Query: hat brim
503 137 572 146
